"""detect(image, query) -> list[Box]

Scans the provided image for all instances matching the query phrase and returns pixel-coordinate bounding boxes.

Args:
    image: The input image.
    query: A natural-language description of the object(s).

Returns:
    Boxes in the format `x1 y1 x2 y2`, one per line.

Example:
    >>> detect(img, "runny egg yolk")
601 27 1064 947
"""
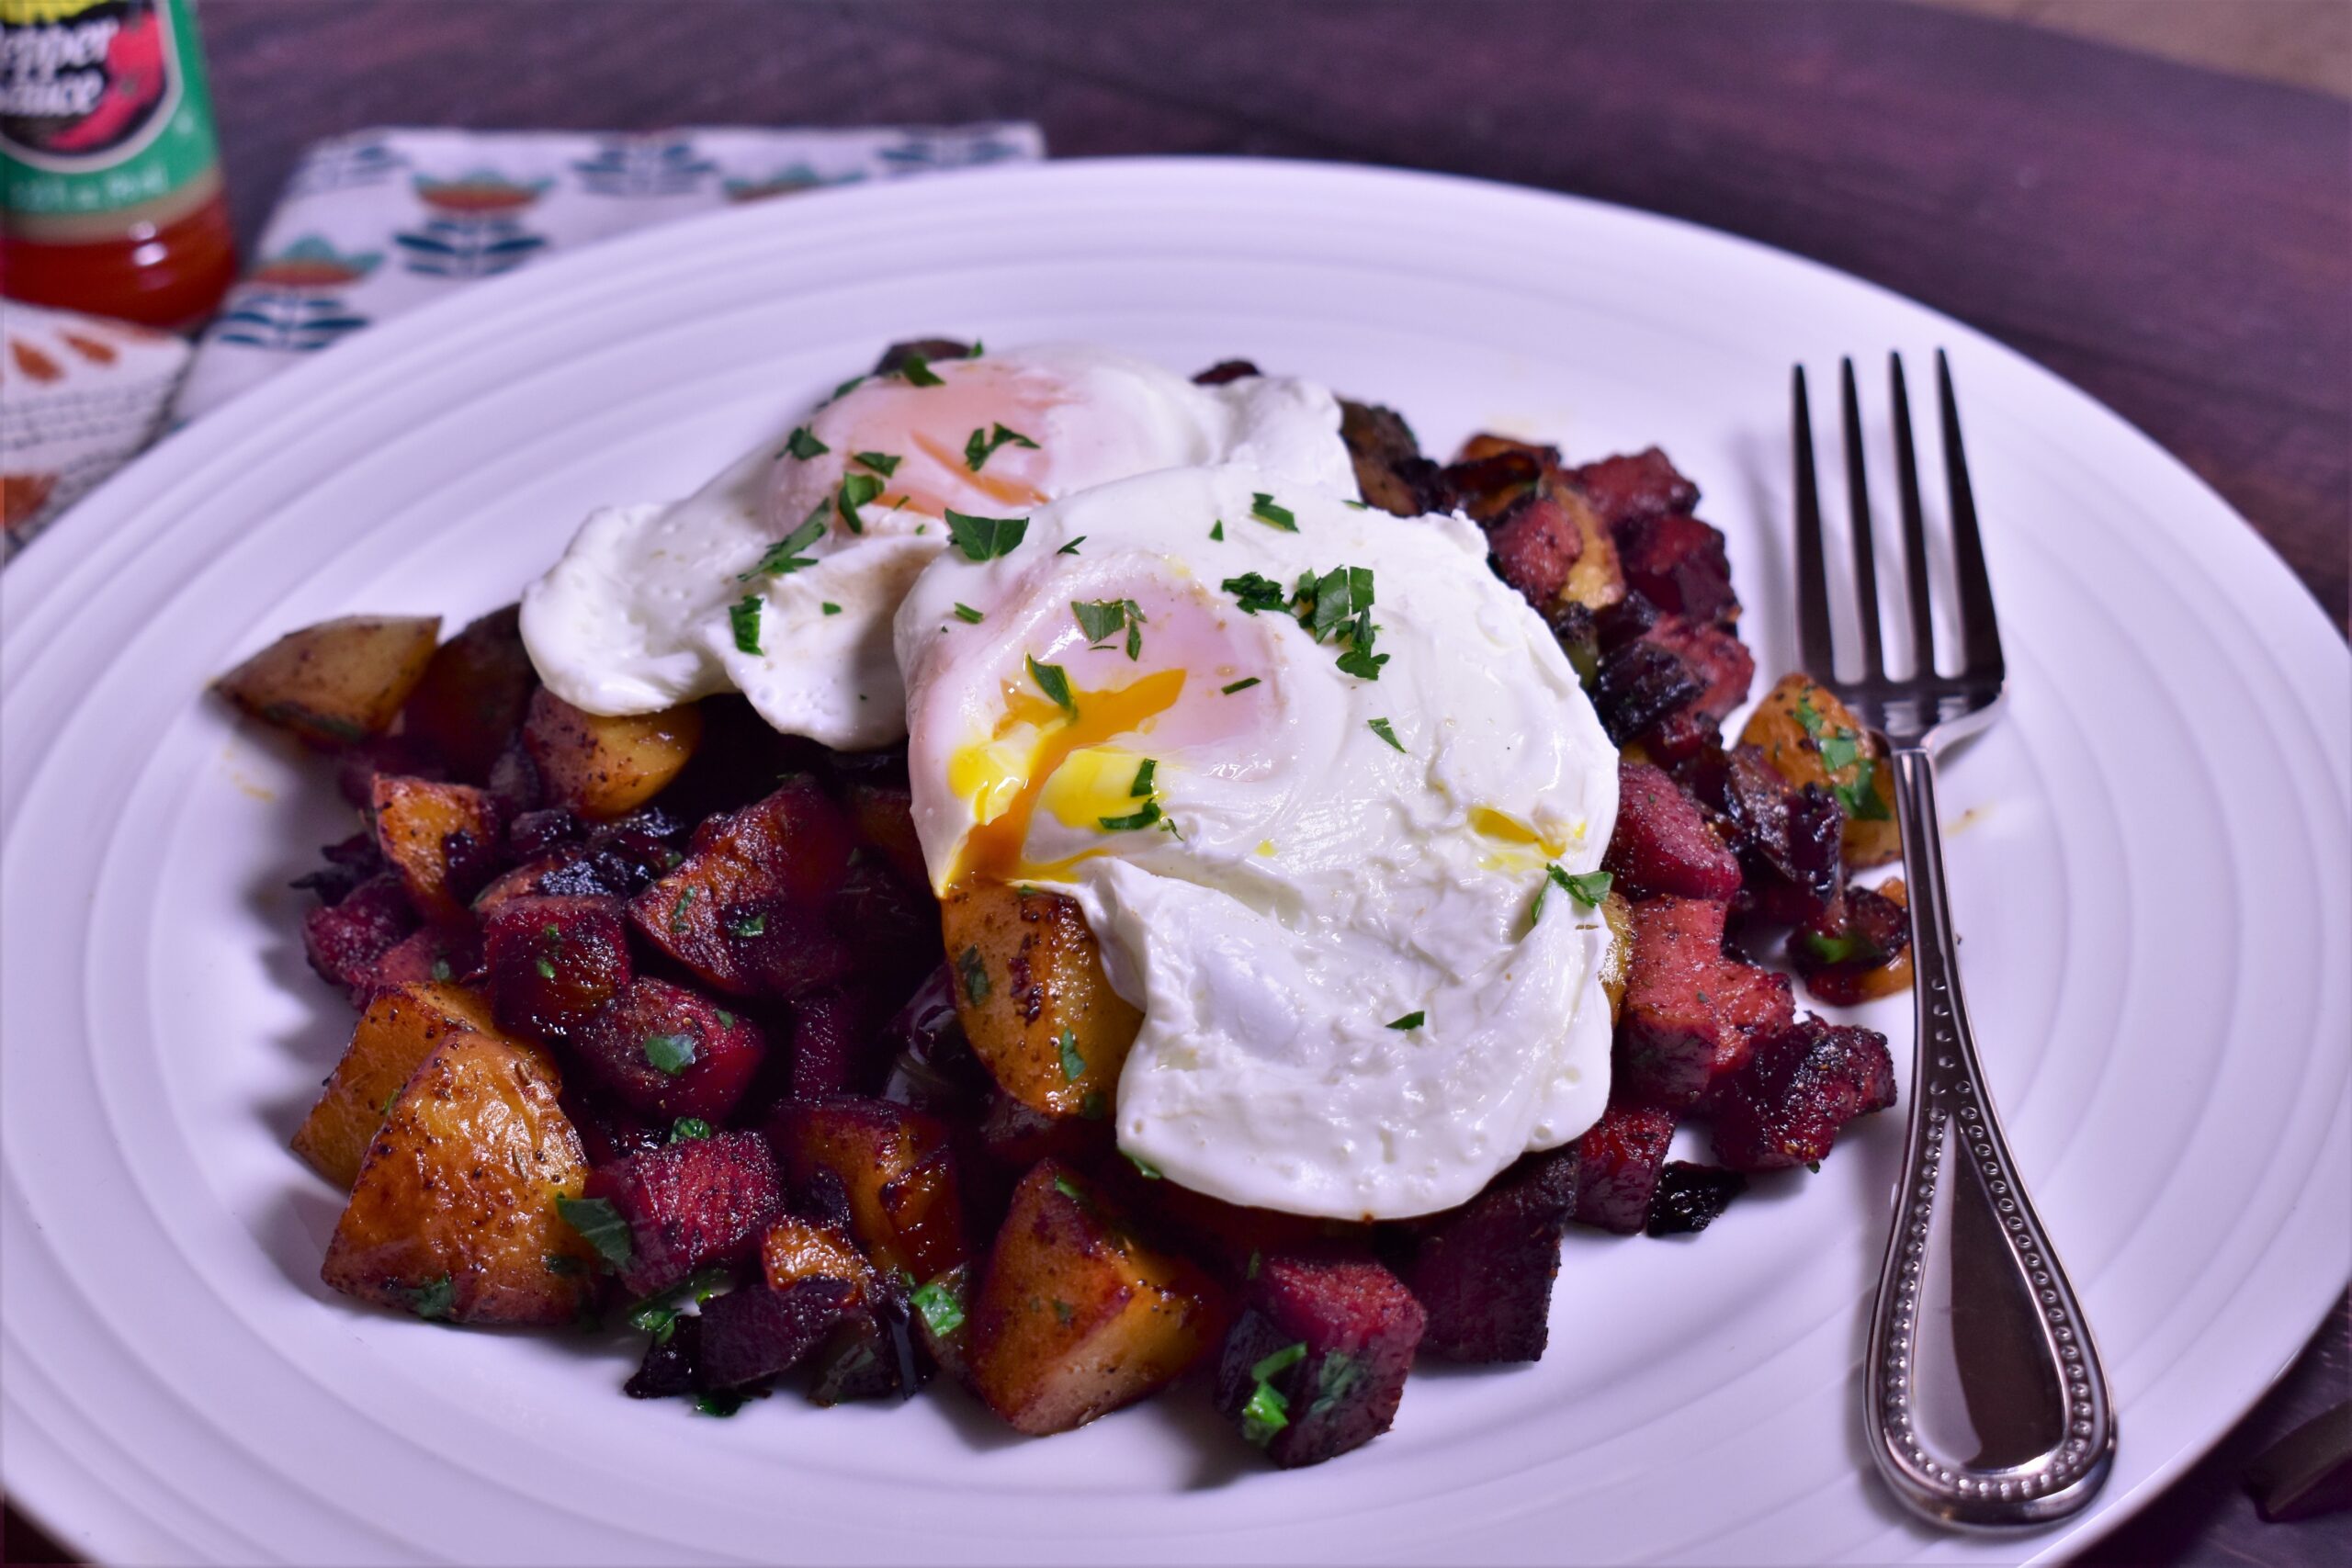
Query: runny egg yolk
947 666 1188 885
1470 806 1581 873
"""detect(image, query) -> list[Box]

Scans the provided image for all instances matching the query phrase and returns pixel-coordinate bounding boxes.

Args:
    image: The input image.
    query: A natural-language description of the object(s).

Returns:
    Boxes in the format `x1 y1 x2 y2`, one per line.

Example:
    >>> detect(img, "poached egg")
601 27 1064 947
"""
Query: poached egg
897 466 1622 1220
520 344 1356 750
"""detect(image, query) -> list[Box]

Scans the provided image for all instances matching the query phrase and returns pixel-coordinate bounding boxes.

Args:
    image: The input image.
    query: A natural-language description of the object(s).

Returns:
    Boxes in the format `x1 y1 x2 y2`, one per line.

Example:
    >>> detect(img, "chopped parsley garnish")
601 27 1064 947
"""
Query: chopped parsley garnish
1367 716 1404 752
1386 1010 1426 1031
1529 863 1611 930
429 958 453 982
1797 694 1891 819
835 471 883 535
641 1032 698 1077
1051 1298 1075 1325
669 1117 713 1144
1309 1349 1363 1416
953 603 984 624
535 955 557 980
781 425 828 460
1129 758 1158 797
1097 799 1163 832
738 507 828 580
1057 1028 1086 1081
1081 1089 1108 1120
694 1391 745 1417
1072 597 1146 658
1125 1150 1163 1179
1222 677 1261 694
543 1253 584 1277
1225 565 1385 679
852 449 901 477
1250 491 1298 532
1342 498 1370 511
728 595 763 654
1223 571 1288 615
1251 1341 1308 1382
945 508 1030 560
669 887 696 934
1210 520 1225 541
821 602 841 615
830 374 865 400
1052 1173 1088 1204
406 1274 456 1321
898 355 945 387
1241 1341 1308 1444
1246 1250 1262 1280
911 1274 967 1337
956 945 990 1003
1057 536 1085 555
628 1302 680 1344
555 1194 634 1269
1301 565 1373 644
727 911 766 938
963 423 1040 470
1027 655 1077 716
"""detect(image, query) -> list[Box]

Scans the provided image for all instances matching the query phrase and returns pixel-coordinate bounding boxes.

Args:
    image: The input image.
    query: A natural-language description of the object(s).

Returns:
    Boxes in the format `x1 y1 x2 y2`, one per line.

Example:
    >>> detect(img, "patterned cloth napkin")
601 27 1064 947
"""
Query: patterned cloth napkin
0 122 1042 555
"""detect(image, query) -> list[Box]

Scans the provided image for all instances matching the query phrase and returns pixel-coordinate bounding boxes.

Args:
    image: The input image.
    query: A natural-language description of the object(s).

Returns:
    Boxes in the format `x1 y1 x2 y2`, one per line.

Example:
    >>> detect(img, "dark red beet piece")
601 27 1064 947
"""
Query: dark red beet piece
1568 447 1699 527
1616 897 1794 1111
1403 1144 1579 1362
1676 743 1844 927
695 1277 854 1391
1645 1162 1748 1235
574 977 769 1124
1615 512 1739 626
368 925 481 992
1606 761 1743 900
1790 883 1913 1004
482 894 631 1042
1593 638 1704 747
582 1130 785 1300
1572 1105 1677 1235
625 1313 703 1398
1213 1253 1426 1468
1192 358 1261 385
559 1083 668 1168
1485 491 1584 607
1709 1016 1897 1172
787 987 871 1099
627 779 855 998
830 852 942 1007
301 873 418 1004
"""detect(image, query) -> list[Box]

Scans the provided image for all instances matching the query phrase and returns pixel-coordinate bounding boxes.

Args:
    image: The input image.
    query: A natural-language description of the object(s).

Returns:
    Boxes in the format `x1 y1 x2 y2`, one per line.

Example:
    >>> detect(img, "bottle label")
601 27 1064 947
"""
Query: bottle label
0 0 219 217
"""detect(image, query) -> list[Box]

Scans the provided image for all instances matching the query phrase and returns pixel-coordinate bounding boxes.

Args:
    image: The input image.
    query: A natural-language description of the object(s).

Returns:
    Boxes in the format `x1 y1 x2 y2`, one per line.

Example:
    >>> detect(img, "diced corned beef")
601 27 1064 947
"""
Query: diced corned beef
1709 1016 1897 1172
582 1130 784 1300
1615 512 1738 626
1572 1106 1677 1235
1605 761 1744 900
1403 1145 1579 1362
1569 447 1700 527
1213 1252 1425 1468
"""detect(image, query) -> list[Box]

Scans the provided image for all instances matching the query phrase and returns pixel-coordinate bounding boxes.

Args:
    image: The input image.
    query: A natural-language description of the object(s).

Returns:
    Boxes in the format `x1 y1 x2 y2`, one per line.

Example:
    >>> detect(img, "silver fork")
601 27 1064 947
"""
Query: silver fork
1792 353 2114 1527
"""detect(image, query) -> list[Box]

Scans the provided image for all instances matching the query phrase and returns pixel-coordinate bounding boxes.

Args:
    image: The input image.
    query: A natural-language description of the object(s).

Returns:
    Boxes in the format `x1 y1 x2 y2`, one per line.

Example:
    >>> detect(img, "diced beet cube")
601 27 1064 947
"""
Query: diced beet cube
806 1279 923 1405
625 1313 702 1398
1485 491 1584 607
695 1277 854 1390
559 1083 668 1168
574 977 769 1123
787 987 872 1099
1709 1016 1898 1173
1616 897 1793 1111
1643 618 1753 720
1615 512 1738 626
1645 1162 1748 1235
1572 1106 1677 1235
1193 358 1261 385
1606 761 1743 900
1676 744 1844 927
1593 638 1704 747
301 873 418 1003
628 779 855 998
1214 1253 1425 1468
830 852 943 1005
1568 447 1700 527
367 925 479 992
1403 1145 1578 1362
482 894 631 1042
582 1130 784 1299
288 830 386 906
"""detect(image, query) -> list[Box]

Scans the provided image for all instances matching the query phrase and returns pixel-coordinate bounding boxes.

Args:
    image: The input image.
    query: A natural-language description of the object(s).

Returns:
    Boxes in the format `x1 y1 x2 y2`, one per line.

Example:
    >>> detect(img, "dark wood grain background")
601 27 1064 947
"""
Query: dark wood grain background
8 2 2346 1562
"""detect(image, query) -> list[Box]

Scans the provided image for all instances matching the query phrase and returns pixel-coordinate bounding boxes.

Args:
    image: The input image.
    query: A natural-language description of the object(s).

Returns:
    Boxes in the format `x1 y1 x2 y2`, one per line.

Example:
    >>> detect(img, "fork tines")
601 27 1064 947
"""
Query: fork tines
1790 352 2006 732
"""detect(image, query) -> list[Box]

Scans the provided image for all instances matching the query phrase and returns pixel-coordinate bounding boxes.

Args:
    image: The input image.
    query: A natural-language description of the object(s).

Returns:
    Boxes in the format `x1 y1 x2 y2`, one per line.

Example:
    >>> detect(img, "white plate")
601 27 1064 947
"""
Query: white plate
4 159 2345 1567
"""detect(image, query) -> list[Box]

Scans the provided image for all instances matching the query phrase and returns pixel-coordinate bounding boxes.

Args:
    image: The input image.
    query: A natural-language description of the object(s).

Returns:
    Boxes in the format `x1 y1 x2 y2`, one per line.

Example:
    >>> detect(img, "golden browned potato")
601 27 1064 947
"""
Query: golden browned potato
371 773 503 922
400 604 536 778
1740 673 1900 867
769 1099 969 1282
1554 479 1626 614
1599 890 1634 1022
215 615 440 749
941 882 1143 1120
322 1032 596 1325
521 687 702 820
966 1161 1224 1436
292 982 498 1190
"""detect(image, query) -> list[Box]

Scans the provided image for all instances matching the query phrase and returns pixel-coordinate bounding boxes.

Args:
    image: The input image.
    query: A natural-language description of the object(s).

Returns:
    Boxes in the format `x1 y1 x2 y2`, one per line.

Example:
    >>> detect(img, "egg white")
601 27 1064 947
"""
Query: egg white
897 466 1622 1220
519 344 1356 750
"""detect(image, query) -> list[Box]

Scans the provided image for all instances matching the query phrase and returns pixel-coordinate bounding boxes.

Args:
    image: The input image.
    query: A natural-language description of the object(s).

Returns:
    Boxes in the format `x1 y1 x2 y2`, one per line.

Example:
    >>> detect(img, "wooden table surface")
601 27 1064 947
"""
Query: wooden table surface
9 2 2346 1562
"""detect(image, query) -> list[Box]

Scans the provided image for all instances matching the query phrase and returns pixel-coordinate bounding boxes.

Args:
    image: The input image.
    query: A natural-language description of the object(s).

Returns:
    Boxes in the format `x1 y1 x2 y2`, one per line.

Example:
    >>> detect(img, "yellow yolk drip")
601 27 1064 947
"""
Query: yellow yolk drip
950 666 1187 886
1470 806 1575 873
910 432 1051 510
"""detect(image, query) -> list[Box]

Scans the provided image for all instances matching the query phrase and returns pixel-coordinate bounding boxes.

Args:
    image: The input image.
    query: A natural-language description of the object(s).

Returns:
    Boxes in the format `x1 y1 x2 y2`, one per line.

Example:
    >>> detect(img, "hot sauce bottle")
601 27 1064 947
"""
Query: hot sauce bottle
0 0 234 328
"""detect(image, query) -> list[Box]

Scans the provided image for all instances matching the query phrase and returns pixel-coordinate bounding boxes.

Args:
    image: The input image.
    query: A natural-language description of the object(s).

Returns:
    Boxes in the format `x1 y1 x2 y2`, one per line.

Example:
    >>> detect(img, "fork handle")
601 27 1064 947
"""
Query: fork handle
1863 747 2115 1527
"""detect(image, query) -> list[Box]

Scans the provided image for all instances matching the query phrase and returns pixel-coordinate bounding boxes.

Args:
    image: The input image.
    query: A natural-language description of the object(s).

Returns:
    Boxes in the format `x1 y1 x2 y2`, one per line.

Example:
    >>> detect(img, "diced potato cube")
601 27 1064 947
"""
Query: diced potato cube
1740 673 1900 867
371 773 504 923
522 688 702 820
966 1161 1223 1436
768 1097 969 1282
941 883 1141 1120
292 981 497 1190
216 615 440 749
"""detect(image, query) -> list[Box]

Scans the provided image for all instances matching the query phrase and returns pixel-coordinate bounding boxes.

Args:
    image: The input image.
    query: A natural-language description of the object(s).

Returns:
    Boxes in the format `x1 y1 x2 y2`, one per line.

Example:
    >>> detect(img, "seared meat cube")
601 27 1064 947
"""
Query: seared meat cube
1614 512 1739 626
574 977 770 1124
1791 880 1915 1005
624 1311 703 1399
580 1130 784 1300
1213 1252 1425 1467
1616 897 1793 1111
1709 1015 1897 1172
696 1276 854 1391
1643 618 1754 721
1568 446 1700 528
1645 1162 1748 1235
1486 490 1586 608
1605 760 1743 900
786 986 874 1099
1675 743 1844 927
1403 1144 1578 1362
1340 400 1453 518
1572 1105 1677 1235
1593 638 1704 747
482 893 631 1042
627 778 854 998
301 873 418 1003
